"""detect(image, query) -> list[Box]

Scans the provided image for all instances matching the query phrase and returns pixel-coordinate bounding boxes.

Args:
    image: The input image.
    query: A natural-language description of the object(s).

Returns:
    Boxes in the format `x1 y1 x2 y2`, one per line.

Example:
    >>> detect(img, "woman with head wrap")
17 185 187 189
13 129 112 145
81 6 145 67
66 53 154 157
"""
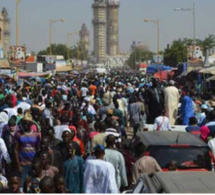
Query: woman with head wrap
200 126 211 143
69 126 85 155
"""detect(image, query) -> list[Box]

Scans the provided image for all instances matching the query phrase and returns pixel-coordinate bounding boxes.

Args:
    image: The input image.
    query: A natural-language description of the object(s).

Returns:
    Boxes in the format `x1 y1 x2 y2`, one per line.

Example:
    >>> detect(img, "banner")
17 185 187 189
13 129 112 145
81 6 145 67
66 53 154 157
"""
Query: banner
187 45 204 62
8 46 26 64
153 55 163 63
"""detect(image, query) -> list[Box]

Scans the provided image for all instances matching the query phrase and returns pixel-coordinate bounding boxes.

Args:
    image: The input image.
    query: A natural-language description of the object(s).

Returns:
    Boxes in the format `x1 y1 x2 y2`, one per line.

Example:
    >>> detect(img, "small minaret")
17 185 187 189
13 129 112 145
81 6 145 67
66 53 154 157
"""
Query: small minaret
79 23 90 54
2 8 10 59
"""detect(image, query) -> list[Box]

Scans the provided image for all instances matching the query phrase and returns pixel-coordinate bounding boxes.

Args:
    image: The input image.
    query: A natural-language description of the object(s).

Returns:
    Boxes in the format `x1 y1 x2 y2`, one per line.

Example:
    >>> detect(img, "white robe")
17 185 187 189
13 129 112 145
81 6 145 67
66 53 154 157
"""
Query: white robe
84 159 118 193
164 86 180 125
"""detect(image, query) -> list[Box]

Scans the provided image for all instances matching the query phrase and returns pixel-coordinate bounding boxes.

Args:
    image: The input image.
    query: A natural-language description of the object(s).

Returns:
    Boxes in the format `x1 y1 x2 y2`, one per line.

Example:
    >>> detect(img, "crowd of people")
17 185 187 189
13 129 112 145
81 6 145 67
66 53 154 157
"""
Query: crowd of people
0 71 214 193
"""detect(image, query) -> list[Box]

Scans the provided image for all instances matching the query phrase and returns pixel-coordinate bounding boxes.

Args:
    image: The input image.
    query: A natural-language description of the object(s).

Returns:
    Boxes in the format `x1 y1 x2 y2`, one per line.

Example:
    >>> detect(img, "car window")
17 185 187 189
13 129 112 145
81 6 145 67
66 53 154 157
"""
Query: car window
133 177 150 194
133 178 144 193
148 147 212 170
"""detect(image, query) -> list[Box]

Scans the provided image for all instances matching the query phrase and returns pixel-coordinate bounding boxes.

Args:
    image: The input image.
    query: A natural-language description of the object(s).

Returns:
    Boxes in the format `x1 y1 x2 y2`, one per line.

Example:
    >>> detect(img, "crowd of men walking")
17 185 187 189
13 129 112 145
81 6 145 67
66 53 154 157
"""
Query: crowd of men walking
0 71 214 193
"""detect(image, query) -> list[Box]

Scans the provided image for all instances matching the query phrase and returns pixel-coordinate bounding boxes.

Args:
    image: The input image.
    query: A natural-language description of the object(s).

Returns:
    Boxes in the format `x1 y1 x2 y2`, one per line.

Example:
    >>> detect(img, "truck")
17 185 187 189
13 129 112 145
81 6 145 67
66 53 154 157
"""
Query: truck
39 55 67 67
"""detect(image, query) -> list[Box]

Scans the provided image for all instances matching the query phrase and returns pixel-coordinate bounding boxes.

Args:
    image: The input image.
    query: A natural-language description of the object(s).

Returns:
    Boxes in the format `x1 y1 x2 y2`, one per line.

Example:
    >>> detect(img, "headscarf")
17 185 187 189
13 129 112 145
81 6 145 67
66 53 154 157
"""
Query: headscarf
69 125 85 155
200 126 210 142
69 125 77 136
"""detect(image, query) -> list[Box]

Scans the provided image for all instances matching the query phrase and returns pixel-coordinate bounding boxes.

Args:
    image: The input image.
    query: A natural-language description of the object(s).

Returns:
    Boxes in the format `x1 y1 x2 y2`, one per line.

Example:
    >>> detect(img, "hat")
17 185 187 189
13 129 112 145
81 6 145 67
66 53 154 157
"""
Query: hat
62 128 71 134
169 80 175 85
93 144 105 152
69 126 77 134
201 104 209 110
23 110 33 122
84 97 90 102
8 117 16 126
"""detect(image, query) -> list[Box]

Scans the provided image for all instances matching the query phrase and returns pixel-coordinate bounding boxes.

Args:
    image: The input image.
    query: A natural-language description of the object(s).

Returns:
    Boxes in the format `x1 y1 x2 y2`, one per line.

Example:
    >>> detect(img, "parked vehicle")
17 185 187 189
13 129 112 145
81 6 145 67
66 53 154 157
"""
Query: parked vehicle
124 172 215 193
130 131 213 171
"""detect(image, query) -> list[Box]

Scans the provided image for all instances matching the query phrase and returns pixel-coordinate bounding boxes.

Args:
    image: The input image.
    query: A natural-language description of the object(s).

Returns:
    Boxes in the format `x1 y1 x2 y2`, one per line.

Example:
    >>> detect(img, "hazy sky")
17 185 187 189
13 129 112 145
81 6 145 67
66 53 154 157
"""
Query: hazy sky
1 0 215 54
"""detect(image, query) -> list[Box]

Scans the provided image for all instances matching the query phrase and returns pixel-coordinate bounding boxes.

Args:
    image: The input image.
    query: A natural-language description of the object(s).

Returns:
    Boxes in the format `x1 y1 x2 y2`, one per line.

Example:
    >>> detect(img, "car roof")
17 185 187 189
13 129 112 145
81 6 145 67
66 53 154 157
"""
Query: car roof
146 172 215 193
136 131 207 147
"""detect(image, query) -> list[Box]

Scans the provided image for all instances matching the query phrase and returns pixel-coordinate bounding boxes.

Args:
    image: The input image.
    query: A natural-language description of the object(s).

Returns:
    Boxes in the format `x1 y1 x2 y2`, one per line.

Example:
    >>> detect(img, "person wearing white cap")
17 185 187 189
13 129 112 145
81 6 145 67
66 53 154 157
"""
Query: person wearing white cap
164 80 180 125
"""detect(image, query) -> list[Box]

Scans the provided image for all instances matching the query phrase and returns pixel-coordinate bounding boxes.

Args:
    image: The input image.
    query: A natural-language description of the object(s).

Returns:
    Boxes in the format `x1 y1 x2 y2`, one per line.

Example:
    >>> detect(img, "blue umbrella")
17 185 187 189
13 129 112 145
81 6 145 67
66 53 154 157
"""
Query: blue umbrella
30 76 46 83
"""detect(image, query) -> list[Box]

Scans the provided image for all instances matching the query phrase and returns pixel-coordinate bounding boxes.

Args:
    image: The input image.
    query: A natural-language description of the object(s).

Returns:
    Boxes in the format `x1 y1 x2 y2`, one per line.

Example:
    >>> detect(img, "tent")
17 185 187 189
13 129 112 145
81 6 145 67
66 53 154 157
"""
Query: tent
30 76 46 83
147 64 173 74
206 75 215 82
154 70 175 81
17 72 50 78
199 67 215 74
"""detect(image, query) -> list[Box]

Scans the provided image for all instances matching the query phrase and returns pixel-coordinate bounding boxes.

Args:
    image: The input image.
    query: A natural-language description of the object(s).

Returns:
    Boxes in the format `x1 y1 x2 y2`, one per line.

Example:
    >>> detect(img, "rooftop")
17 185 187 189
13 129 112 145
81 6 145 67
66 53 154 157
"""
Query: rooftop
136 131 207 147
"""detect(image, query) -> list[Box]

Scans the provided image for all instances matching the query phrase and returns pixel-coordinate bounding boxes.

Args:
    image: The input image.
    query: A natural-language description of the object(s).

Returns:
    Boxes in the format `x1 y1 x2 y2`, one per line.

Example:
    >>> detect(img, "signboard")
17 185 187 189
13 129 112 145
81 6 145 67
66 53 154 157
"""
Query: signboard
153 55 163 63
187 45 204 61
9 46 26 64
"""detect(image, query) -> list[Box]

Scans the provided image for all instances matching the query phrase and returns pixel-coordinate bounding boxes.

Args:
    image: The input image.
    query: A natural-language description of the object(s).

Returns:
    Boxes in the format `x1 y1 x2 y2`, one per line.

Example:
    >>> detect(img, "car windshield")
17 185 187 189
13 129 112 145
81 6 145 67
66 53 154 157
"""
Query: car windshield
148 146 212 170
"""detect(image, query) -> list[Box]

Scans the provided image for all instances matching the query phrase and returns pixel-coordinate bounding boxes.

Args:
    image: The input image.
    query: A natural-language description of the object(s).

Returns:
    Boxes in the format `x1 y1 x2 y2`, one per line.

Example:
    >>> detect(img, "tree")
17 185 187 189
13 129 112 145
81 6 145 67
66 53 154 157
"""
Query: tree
164 39 188 67
163 35 215 67
128 47 154 69
201 34 215 55
37 43 88 60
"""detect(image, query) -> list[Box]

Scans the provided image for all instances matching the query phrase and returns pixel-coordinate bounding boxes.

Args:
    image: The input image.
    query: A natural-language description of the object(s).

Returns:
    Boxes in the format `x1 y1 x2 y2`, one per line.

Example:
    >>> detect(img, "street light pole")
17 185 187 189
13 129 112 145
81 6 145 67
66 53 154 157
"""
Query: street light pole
144 19 160 54
193 3 196 45
49 20 52 56
174 3 196 45
16 0 22 46
49 18 65 55
157 19 160 55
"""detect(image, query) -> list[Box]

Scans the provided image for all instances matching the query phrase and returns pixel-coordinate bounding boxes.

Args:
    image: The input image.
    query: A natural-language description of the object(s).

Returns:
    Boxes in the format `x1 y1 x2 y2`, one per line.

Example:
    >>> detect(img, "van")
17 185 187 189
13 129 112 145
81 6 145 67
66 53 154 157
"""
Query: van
124 172 215 193
130 131 213 171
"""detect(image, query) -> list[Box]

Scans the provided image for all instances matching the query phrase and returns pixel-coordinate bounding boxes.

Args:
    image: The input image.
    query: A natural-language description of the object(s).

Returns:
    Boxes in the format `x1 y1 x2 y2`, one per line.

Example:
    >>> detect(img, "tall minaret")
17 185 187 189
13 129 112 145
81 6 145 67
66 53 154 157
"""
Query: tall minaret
106 0 120 56
1 8 10 58
92 0 106 63
79 23 90 54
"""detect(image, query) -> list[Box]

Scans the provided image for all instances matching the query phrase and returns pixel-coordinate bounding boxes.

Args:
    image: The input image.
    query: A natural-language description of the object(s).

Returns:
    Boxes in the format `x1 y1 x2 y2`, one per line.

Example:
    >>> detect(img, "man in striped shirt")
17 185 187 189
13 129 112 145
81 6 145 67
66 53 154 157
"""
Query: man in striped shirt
14 118 40 187
105 119 121 148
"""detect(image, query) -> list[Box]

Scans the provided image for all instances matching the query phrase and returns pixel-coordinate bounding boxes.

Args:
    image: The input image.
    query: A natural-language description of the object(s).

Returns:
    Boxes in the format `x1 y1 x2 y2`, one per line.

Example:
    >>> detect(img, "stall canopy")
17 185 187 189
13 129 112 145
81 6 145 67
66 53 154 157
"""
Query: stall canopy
17 72 50 78
147 64 173 74
199 67 215 74
55 65 72 72
206 75 215 82
30 76 46 83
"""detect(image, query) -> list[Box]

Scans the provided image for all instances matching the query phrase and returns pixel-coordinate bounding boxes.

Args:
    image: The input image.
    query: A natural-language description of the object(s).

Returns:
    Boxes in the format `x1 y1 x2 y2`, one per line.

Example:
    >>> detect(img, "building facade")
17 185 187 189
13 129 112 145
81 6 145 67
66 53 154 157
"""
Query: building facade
106 0 120 56
0 8 10 59
92 0 106 63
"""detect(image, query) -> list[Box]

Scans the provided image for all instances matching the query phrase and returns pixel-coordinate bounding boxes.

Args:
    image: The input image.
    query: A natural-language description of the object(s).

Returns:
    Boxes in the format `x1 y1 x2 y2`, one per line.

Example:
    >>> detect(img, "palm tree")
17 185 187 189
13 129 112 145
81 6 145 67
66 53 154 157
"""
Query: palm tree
201 34 215 55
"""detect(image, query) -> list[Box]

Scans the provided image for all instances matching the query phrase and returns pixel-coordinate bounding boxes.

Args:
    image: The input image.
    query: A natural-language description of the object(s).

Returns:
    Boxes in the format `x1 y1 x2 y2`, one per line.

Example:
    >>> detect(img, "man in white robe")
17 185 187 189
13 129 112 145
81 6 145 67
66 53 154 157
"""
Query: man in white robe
164 80 180 125
84 145 118 193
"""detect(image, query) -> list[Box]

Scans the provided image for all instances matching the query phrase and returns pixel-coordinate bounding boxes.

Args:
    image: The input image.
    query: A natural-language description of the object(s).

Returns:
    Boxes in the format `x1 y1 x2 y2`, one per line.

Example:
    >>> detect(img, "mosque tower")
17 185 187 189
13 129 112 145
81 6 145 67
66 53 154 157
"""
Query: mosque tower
0 8 10 58
79 23 90 54
106 0 120 56
92 0 106 63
